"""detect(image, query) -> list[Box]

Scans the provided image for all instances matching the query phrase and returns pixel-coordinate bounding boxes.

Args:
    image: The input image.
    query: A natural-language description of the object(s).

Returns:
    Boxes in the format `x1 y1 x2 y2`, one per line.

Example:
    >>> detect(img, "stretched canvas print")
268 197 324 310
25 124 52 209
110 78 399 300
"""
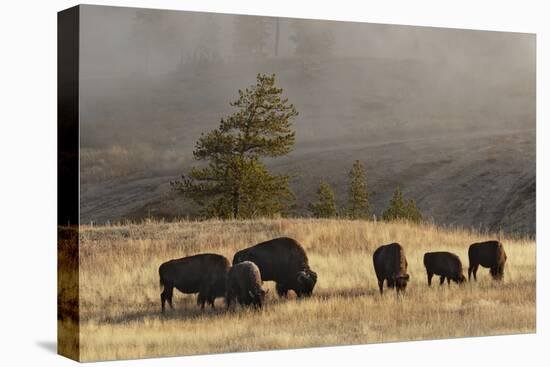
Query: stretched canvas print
58 4 536 362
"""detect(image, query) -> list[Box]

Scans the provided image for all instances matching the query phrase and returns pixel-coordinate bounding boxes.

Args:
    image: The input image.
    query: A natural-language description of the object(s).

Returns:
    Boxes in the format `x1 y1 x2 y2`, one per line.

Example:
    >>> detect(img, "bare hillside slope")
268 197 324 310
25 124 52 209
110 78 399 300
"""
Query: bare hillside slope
81 129 535 236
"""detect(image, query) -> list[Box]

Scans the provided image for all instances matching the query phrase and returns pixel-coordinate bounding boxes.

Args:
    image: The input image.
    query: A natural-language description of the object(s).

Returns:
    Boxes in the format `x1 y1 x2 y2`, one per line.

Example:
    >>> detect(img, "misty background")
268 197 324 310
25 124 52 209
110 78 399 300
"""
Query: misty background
79 5 535 236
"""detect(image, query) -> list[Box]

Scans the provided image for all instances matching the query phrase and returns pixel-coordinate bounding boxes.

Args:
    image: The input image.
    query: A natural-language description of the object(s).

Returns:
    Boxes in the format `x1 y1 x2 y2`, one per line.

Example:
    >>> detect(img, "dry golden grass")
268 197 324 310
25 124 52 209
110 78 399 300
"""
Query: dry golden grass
67 219 535 361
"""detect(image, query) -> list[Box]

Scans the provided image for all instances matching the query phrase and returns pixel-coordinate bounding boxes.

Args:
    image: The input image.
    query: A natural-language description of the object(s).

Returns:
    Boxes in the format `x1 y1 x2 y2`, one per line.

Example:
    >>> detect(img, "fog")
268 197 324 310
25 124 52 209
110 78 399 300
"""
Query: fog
77 5 535 234
80 5 534 160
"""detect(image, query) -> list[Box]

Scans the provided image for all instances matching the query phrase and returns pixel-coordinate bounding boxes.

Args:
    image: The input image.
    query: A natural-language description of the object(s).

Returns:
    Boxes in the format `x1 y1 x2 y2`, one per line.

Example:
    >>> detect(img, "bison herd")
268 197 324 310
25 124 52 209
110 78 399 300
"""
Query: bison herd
158 237 507 312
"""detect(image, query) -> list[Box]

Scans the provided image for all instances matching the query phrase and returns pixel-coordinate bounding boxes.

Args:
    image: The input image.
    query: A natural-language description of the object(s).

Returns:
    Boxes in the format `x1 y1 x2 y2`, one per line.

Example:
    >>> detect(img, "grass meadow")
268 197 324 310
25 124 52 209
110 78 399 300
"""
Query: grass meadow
61 218 535 361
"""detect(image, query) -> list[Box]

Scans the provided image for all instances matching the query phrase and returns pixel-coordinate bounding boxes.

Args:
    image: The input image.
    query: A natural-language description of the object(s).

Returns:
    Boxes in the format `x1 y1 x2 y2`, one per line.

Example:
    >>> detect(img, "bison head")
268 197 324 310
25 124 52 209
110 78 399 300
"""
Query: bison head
248 288 269 308
392 273 410 291
490 266 504 281
457 274 466 284
296 269 318 297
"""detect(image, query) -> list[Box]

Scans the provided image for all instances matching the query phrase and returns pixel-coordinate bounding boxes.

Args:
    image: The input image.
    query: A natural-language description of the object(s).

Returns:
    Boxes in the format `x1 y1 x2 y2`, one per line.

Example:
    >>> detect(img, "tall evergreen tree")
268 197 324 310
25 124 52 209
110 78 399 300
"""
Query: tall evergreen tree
346 160 370 219
309 180 337 218
171 74 298 219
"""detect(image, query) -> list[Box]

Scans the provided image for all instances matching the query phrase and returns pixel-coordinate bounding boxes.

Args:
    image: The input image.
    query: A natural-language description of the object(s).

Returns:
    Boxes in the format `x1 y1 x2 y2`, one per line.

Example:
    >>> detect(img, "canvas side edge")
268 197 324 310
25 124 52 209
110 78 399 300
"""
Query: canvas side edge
57 5 81 362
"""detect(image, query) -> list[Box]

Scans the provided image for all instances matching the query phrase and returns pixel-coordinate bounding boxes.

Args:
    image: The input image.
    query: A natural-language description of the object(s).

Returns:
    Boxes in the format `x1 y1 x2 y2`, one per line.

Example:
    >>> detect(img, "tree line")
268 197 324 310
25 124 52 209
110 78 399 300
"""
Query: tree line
171 74 422 223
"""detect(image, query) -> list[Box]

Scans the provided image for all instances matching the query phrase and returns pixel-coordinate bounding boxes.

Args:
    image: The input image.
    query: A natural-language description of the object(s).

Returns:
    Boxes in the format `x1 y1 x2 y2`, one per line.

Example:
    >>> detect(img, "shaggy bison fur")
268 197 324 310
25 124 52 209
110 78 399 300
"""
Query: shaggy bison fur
233 237 317 298
468 241 507 281
373 243 410 294
226 261 268 309
423 251 466 286
158 253 230 312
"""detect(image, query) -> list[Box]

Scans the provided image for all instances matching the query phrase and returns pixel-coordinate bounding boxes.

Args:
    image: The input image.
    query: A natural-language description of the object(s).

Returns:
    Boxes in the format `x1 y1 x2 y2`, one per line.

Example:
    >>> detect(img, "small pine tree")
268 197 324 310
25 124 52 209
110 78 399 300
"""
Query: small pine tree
346 160 370 219
309 180 337 218
382 186 423 223
382 186 407 221
405 198 422 223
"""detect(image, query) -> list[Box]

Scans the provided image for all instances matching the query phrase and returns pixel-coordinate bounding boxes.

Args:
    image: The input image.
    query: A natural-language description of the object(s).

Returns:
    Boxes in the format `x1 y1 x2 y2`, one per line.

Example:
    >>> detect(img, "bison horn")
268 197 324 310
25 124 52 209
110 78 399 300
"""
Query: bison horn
297 271 307 283
249 290 255 298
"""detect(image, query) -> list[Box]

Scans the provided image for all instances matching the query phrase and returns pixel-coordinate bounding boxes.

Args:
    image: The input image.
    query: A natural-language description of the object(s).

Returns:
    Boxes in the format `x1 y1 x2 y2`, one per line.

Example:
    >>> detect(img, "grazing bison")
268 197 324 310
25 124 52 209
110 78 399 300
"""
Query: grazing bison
423 251 466 286
468 241 507 281
373 243 410 294
158 253 230 312
226 261 268 309
233 237 317 298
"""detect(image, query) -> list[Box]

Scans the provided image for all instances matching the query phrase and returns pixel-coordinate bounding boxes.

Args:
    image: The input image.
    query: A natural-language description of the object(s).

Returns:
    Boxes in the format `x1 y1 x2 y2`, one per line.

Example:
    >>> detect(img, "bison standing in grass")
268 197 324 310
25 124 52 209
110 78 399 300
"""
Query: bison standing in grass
158 253 230 313
468 241 507 281
423 251 466 286
226 261 268 309
233 237 318 298
373 243 410 294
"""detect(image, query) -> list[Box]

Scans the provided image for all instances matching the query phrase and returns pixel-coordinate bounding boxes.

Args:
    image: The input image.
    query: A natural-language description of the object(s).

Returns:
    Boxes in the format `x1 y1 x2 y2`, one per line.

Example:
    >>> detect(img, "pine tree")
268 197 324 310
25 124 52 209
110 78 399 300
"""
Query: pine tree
405 199 422 223
309 180 337 218
346 160 370 219
382 186 423 223
382 186 407 221
171 74 298 219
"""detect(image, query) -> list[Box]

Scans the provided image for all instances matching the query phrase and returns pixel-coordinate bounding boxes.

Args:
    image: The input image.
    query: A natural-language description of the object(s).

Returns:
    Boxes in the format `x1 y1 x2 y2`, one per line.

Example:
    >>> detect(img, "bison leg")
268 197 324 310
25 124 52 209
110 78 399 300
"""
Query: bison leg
439 276 445 286
468 263 479 281
226 295 234 309
225 287 235 309
427 271 434 286
161 286 174 313
197 292 207 310
206 296 216 309
447 277 451 285
378 280 384 294
276 283 289 298
198 282 213 310
238 289 251 306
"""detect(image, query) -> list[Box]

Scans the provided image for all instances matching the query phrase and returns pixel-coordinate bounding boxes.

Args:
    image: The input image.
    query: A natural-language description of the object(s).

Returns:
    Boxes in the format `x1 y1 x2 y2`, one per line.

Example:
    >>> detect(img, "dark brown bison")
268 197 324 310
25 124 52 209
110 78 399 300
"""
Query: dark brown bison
373 243 410 294
232 237 317 298
468 241 507 281
226 261 268 309
158 253 230 312
423 251 466 286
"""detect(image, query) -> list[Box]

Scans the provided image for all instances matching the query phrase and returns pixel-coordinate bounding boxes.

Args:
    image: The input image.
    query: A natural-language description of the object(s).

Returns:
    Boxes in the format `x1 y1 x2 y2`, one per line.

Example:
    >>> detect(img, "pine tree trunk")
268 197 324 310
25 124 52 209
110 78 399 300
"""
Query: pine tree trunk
232 189 240 219
274 18 280 57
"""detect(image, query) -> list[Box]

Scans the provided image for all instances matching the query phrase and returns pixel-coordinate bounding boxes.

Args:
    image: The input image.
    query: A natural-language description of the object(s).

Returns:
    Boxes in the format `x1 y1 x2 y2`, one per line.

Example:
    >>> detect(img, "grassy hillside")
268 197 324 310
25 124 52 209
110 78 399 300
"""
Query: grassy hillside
62 218 535 361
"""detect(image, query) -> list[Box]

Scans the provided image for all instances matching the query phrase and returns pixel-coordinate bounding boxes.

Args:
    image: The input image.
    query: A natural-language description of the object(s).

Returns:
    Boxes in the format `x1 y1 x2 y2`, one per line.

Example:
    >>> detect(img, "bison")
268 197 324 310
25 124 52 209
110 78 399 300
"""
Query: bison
158 253 230 312
373 243 410 294
468 240 507 281
423 251 466 286
233 237 317 298
226 261 268 309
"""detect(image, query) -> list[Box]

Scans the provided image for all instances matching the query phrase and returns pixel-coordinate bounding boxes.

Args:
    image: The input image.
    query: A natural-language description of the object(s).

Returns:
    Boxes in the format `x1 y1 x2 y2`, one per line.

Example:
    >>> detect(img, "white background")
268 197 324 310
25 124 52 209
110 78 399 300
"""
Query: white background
0 0 547 365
